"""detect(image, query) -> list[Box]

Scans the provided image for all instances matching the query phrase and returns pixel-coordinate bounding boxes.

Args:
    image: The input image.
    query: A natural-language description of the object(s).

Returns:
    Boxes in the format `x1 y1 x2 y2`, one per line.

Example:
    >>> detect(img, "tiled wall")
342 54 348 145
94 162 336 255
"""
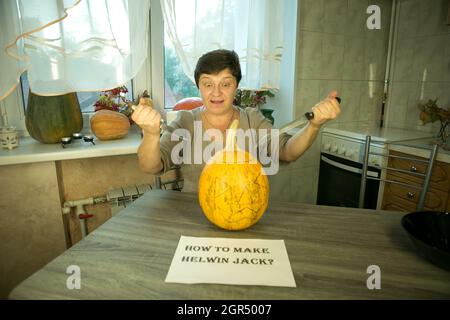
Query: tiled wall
295 0 392 126
385 0 450 133
268 0 392 205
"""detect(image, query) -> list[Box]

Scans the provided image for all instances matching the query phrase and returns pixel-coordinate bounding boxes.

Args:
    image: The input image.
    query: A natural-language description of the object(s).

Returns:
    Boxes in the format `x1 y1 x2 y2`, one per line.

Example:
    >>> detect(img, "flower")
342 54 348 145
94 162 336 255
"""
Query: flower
418 98 450 148
94 85 133 119
233 89 275 109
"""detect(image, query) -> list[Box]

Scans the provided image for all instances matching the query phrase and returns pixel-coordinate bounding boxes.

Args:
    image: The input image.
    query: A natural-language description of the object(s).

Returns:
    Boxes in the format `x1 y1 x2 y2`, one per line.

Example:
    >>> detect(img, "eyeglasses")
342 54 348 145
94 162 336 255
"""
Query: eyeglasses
61 133 95 148
199 79 236 92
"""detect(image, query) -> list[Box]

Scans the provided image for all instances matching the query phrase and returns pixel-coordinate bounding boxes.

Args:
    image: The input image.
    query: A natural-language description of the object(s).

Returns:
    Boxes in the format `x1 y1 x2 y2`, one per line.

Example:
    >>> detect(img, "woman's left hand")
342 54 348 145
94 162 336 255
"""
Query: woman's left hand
309 90 341 128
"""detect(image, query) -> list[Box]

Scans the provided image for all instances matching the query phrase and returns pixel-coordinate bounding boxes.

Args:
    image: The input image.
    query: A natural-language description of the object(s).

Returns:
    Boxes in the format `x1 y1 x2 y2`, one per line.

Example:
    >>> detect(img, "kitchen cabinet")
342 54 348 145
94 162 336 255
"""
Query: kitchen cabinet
381 150 450 212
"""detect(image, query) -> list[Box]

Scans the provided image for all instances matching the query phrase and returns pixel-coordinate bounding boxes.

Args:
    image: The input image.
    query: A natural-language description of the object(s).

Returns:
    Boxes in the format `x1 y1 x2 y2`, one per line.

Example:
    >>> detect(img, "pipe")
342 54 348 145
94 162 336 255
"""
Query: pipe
62 196 107 238
381 0 398 127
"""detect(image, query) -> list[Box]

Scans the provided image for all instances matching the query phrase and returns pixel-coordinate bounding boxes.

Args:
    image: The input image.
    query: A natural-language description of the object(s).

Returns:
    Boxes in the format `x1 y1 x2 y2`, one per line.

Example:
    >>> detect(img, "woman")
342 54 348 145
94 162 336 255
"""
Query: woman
132 49 340 192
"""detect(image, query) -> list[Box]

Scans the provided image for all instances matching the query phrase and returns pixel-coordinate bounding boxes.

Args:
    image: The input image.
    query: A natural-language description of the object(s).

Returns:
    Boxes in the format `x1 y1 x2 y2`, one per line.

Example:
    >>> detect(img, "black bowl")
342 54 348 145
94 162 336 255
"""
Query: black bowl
401 211 450 271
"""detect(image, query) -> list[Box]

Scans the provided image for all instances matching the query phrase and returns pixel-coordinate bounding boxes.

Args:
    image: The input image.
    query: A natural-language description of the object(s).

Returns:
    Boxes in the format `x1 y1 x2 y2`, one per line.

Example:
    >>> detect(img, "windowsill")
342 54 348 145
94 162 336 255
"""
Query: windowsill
0 128 143 166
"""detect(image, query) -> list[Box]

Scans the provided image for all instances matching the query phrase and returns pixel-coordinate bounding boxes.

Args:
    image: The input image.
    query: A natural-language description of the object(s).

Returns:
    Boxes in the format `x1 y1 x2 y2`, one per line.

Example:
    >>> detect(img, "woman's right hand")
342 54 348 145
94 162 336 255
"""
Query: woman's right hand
131 98 161 136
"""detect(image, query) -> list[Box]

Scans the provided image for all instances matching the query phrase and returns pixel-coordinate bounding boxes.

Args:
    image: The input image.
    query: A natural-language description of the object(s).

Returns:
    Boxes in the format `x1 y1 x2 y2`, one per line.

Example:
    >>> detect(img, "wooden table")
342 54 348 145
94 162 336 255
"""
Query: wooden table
9 190 450 299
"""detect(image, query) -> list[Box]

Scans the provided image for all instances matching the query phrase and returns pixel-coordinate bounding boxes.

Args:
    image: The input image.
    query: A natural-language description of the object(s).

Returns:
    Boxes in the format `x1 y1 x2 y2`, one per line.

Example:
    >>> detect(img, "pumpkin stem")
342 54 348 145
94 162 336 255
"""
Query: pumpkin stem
225 119 239 151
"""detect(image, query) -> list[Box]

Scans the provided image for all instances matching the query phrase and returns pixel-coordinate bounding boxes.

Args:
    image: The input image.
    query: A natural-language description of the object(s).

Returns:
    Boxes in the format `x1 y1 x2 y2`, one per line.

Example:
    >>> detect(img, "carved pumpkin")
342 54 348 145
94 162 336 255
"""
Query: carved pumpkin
90 110 130 140
198 119 269 230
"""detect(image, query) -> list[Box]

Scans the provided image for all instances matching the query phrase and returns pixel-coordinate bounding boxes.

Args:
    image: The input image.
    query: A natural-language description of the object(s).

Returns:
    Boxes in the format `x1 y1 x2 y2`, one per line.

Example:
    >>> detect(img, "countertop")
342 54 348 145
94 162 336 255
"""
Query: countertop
387 138 450 164
9 190 450 299
323 125 435 143
323 124 450 163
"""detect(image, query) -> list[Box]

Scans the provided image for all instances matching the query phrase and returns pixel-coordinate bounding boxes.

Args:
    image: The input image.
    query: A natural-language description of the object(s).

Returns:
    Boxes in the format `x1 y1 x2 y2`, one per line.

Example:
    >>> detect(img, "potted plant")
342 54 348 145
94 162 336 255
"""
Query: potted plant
233 89 276 124
90 86 133 140
418 98 450 150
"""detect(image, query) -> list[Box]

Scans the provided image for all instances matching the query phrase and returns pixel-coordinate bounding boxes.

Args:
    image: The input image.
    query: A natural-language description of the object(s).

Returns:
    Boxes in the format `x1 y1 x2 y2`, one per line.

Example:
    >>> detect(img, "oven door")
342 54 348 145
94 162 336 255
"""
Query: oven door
316 153 381 209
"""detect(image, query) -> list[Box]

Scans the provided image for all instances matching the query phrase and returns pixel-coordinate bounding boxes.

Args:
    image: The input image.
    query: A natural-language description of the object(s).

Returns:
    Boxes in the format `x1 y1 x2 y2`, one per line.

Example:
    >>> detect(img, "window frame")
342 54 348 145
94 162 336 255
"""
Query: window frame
149 0 165 111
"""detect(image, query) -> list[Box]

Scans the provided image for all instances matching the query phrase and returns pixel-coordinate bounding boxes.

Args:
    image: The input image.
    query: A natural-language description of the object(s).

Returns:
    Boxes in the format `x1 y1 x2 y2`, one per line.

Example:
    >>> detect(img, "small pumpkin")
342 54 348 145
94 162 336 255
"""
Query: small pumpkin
26 91 83 144
173 97 203 111
198 119 269 230
90 109 130 140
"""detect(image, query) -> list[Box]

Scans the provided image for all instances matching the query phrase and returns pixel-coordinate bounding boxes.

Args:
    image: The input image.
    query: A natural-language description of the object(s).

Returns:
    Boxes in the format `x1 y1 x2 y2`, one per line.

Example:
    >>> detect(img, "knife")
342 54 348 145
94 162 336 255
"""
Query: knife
130 104 168 132
133 96 341 137
278 96 341 135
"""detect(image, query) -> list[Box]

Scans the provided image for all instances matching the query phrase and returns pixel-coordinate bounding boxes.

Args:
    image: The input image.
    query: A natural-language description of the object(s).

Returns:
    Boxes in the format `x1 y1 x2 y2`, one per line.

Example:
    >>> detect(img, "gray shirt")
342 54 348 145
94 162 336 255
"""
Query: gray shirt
159 106 291 192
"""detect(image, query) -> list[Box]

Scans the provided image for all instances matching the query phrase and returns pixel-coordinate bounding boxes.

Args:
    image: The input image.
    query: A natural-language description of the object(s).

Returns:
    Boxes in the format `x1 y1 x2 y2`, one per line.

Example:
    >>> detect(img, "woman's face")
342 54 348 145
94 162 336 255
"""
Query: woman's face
198 69 237 115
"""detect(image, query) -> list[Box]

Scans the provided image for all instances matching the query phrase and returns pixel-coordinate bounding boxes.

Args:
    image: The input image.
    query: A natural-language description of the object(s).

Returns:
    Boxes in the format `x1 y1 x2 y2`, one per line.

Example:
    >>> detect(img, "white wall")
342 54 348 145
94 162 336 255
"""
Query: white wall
269 0 393 205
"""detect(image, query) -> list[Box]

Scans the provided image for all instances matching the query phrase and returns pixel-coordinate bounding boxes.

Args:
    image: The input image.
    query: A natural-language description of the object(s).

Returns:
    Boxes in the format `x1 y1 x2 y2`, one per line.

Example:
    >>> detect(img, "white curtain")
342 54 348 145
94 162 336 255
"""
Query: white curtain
161 0 283 90
0 0 150 101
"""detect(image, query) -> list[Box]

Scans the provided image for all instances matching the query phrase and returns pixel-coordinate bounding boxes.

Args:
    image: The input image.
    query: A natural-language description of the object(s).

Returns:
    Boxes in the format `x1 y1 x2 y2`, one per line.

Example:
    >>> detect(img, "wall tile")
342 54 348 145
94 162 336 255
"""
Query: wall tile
268 167 292 202
343 36 366 80
413 35 447 82
289 165 319 204
417 0 450 37
291 138 321 168
311 165 319 204
421 82 450 106
346 0 369 36
364 32 389 81
396 0 419 39
385 81 409 128
298 31 323 79
359 81 383 123
405 82 424 129
373 0 393 32
319 80 343 100
320 33 345 79
445 35 450 82
392 38 416 81
323 0 348 35
295 79 320 118
339 81 362 123
299 0 324 32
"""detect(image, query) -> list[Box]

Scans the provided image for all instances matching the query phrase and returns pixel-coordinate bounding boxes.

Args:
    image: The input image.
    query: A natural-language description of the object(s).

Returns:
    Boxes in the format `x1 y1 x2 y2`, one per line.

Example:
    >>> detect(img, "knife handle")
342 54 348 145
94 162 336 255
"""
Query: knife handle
304 97 341 120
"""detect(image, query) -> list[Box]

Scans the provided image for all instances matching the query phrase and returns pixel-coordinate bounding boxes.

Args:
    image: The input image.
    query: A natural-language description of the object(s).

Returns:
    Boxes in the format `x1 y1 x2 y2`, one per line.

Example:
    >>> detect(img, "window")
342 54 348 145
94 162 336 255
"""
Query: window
164 39 199 108
19 72 134 113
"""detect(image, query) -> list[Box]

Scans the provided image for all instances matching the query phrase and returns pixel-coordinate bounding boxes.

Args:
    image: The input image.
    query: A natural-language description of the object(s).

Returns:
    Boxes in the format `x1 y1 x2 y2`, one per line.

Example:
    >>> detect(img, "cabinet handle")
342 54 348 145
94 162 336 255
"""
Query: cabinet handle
406 191 415 199
410 165 417 172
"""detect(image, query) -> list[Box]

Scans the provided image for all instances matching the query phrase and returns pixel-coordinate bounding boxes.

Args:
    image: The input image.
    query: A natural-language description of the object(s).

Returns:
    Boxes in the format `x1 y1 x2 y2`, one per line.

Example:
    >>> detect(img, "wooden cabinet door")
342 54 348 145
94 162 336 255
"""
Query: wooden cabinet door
388 150 450 192
382 150 450 212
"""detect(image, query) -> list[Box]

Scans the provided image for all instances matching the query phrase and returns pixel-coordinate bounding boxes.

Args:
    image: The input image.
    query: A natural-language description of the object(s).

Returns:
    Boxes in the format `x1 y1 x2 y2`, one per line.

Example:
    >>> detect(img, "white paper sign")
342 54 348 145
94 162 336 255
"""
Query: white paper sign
165 235 296 287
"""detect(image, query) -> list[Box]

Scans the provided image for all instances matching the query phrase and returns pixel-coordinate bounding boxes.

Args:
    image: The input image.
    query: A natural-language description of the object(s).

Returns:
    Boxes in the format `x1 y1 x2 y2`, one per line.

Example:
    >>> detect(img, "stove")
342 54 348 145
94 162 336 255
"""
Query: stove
321 126 434 166
316 125 433 209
